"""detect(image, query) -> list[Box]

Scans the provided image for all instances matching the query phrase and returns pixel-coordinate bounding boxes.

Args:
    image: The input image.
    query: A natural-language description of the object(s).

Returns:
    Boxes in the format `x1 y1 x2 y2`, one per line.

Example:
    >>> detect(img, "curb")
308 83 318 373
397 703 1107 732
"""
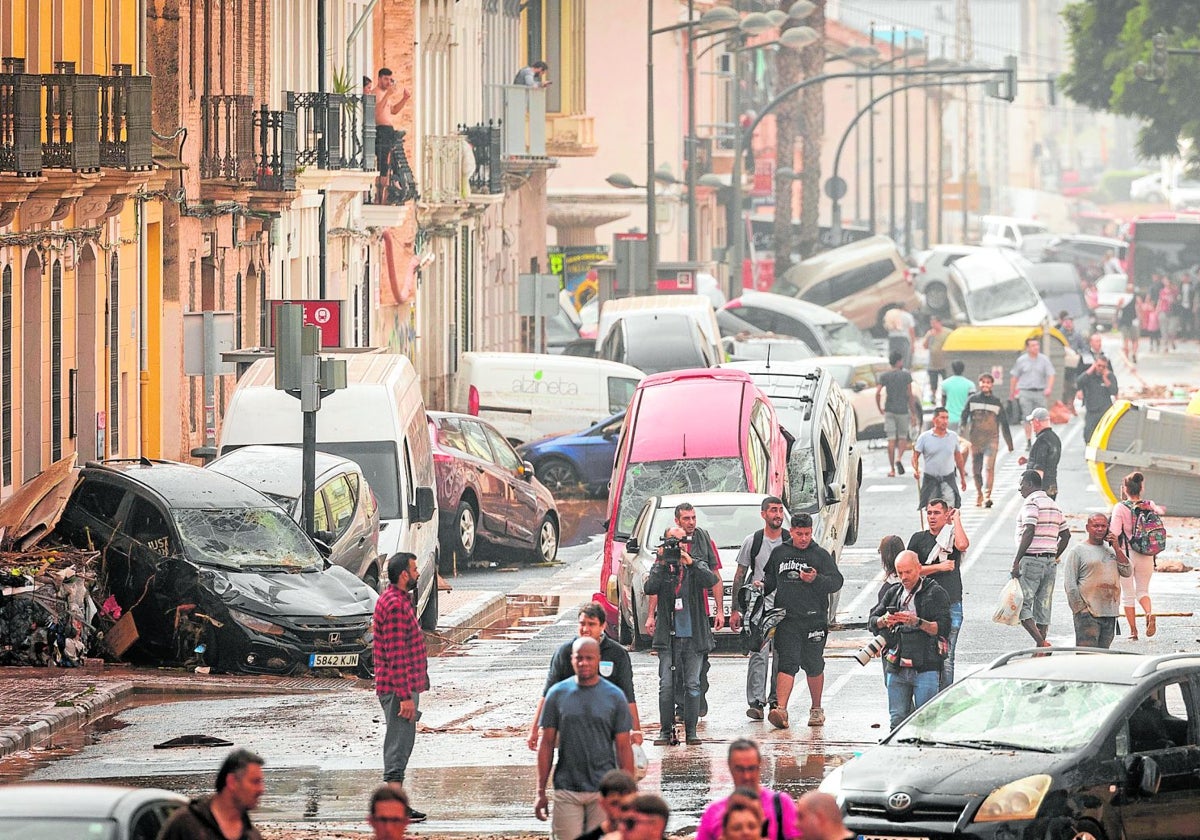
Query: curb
0 680 135 762
435 590 507 646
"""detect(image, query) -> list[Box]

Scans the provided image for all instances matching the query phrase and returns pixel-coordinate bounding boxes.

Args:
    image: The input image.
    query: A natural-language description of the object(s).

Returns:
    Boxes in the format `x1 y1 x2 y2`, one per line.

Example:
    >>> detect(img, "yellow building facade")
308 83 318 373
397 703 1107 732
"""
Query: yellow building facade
0 0 165 490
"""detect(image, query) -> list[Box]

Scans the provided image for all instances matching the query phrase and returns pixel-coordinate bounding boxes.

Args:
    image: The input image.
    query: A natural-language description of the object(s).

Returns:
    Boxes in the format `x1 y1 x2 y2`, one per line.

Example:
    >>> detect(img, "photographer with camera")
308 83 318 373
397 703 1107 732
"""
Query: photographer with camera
762 514 843 730
644 503 719 746
869 552 951 729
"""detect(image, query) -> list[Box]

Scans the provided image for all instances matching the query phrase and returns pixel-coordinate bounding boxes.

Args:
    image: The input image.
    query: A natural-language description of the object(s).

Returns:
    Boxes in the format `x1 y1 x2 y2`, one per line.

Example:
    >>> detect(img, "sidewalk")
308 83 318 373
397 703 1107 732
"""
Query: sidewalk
0 585 510 764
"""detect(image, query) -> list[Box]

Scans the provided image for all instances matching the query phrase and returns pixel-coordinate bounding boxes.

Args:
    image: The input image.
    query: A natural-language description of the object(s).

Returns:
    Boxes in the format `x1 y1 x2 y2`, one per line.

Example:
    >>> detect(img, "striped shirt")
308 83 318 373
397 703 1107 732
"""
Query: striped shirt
1016 490 1067 556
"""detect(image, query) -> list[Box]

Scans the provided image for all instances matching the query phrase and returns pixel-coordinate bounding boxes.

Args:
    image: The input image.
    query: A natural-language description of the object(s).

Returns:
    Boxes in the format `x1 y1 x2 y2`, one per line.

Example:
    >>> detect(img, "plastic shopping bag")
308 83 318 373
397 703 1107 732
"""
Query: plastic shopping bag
992 578 1024 626
632 743 649 780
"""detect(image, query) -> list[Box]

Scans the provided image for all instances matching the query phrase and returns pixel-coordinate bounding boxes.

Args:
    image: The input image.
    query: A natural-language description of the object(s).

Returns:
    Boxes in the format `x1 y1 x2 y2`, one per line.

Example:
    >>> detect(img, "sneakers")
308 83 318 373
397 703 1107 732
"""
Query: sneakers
767 706 789 730
808 707 826 726
746 704 765 721
408 809 428 823
895 460 905 475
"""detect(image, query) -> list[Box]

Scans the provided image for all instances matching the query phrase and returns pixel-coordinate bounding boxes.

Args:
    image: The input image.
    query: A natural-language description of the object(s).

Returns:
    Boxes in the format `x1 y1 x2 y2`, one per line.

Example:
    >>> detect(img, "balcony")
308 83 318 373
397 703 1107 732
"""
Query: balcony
421 135 468 205
287 91 376 172
485 84 547 158
460 124 502 195
0 59 152 178
199 95 297 208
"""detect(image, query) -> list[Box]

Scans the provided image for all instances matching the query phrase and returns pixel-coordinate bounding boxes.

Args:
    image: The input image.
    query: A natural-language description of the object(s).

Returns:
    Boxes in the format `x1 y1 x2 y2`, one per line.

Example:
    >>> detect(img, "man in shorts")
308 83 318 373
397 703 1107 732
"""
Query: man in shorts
960 373 1013 508
876 351 919 478
1008 337 1055 449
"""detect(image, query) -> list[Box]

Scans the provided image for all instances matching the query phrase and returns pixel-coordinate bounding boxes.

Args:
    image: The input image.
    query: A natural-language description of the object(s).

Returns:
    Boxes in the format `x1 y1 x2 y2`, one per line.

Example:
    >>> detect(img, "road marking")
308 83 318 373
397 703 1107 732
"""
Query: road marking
864 486 907 492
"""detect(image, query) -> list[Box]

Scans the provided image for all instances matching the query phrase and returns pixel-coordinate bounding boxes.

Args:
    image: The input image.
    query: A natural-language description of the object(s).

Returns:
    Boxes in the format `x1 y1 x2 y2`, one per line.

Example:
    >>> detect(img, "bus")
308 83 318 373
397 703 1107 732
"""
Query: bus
1121 212 1200 287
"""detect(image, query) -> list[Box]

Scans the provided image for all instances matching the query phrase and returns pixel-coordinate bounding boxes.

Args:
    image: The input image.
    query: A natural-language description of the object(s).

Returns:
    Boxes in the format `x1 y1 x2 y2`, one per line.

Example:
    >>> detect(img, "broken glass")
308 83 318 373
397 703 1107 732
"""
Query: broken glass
615 457 747 537
173 507 322 572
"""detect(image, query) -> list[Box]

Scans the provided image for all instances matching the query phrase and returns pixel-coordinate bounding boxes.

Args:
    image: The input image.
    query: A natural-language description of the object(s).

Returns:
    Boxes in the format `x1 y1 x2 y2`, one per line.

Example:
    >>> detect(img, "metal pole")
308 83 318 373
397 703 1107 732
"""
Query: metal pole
854 73 862 223
961 80 969 241
647 0 658 286
302 407 317 536
937 91 945 243
868 24 877 234
889 28 897 242
923 87 931 249
729 47 743 299
903 33 912 255
686 0 697 262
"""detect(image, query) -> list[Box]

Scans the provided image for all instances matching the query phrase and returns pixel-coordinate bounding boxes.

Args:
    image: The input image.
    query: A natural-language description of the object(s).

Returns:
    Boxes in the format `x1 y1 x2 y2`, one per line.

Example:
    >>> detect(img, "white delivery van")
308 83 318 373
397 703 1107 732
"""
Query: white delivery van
596 294 723 362
219 353 441 629
452 352 645 444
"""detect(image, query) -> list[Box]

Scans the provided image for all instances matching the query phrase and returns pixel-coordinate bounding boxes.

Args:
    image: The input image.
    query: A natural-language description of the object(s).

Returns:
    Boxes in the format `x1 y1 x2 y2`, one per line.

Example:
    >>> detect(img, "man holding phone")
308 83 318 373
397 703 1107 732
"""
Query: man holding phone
1062 513 1131 648
762 514 843 729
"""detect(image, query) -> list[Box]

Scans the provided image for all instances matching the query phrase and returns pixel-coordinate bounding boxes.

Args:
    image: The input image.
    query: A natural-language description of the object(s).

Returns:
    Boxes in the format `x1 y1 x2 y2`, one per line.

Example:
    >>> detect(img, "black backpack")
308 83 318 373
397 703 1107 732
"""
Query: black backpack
749 528 791 576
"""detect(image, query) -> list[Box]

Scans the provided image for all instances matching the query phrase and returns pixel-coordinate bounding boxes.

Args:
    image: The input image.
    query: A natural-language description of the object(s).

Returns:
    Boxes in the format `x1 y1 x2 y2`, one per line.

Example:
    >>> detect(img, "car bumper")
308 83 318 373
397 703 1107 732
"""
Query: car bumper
845 815 1054 840
221 622 372 676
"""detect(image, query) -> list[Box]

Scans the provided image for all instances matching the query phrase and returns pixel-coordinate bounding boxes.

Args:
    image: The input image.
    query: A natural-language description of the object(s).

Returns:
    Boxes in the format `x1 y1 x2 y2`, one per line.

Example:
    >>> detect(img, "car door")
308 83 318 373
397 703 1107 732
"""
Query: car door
320 473 374 574
1116 678 1200 840
579 413 624 486
117 496 182 652
482 421 539 545
458 418 511 541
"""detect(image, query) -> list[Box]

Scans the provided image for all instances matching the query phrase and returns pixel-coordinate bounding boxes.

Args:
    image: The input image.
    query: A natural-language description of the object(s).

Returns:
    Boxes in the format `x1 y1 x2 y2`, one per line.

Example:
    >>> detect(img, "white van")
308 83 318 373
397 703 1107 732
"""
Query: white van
596 294 723 362
219 353 441 629
980 215 1050 251
452 352 645 444
946 250 1052 327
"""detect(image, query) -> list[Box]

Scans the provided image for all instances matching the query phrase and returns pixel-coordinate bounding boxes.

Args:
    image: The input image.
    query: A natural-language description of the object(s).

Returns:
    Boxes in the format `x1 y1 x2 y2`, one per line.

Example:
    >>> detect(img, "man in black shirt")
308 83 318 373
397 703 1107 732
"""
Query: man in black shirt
907 500 969 690
1075 356 1119 444
763 513 844 730
876 351 919 478
960 373 1014 508
1019 408 1062 499
527 602 641 752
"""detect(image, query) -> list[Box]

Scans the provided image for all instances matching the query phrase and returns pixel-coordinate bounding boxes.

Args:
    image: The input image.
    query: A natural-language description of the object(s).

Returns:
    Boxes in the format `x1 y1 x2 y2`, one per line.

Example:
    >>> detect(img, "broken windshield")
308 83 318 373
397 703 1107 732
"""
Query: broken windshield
174 507 323 572
616 457 748 537
893 677 1127 753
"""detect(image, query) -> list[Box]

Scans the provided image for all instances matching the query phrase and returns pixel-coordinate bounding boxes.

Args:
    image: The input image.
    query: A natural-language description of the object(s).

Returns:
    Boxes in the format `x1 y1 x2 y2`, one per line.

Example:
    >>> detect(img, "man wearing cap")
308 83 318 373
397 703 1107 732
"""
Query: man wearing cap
1018 408 1061 500
1009 337 1055 449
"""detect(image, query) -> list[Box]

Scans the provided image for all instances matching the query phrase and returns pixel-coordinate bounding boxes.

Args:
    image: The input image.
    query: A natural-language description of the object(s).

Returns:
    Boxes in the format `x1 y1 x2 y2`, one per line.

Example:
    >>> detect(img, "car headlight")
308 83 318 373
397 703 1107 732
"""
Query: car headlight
228 608 286 637
973 774 1051 822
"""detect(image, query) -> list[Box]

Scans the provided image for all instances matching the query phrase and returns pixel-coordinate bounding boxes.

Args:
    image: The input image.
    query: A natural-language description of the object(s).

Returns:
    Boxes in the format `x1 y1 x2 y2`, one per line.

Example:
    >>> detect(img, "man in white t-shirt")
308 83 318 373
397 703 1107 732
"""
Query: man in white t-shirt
729 496 786 720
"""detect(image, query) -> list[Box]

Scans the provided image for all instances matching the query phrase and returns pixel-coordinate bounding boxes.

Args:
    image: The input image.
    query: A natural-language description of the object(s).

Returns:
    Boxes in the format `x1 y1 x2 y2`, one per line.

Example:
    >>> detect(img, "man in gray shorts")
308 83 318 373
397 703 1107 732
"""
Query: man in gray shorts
1008 337 1055 449
876 351 918 477
911 407 966 509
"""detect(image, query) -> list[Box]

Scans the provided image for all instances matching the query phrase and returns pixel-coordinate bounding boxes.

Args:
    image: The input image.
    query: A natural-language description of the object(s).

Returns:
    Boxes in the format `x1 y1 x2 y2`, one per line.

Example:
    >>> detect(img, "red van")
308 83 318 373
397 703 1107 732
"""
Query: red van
596 368 789 626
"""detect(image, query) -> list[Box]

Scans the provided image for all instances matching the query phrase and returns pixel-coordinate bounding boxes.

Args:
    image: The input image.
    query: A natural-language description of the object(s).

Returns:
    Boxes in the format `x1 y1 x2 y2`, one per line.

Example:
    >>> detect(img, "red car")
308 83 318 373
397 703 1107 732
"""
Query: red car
427 411 560 566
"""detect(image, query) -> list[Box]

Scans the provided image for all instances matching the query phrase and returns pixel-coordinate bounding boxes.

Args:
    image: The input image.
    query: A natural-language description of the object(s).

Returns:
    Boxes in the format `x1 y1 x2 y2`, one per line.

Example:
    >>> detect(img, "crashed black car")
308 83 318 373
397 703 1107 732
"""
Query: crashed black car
57 459 376 675
821 649 1200 840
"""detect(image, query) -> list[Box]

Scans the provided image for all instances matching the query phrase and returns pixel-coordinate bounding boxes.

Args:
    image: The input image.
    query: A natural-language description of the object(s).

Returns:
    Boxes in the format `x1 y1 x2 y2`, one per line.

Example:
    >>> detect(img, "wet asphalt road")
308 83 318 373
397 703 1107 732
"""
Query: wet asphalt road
11 338 1200 834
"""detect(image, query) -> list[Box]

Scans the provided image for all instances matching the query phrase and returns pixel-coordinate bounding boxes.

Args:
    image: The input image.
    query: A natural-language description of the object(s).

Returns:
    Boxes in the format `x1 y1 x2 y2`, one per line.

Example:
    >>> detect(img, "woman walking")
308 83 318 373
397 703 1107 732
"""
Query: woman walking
1108 471 1160 640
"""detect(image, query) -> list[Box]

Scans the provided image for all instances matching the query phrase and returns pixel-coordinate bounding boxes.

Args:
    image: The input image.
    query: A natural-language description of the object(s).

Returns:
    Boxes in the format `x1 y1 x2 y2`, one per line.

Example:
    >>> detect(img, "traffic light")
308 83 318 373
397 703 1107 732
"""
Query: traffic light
1151 32 1169 81
988 55 1019 102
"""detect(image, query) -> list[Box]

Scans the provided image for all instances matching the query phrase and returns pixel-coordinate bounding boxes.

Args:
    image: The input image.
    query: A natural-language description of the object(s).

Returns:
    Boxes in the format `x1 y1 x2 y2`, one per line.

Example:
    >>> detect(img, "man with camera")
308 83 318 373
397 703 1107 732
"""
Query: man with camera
644 503 719 745
869 551 951 729
729 496 787 720
907 499 969 690
762 513 844 729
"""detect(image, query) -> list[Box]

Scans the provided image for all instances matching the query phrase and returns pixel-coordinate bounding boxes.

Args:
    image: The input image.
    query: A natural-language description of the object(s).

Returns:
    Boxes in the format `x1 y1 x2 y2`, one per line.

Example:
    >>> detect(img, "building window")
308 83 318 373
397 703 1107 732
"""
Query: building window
109 253 120 454
522 0 585 115
50 261 62 461
235 271 244 347
1 265 10 486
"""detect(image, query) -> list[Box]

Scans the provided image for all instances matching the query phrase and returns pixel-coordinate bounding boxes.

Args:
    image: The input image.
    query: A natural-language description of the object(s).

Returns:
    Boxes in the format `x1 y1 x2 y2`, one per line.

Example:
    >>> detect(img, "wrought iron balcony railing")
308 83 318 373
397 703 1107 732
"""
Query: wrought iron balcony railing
460 124 503 195
0 59 151 176
287 91 376 171
422 135 468 204
252 105 297 192
200 96 296 192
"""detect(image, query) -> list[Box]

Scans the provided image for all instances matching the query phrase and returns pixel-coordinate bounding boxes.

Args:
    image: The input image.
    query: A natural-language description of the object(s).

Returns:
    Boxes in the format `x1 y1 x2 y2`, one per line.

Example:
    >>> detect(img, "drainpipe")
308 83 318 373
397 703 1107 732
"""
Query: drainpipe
137 0 149 456
344 0 380 80
318 0 328 300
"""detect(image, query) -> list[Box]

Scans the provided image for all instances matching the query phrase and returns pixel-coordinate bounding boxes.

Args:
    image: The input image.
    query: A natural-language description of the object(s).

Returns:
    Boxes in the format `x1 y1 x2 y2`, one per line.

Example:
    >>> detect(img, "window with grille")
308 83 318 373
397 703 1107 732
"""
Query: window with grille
109 253 120 454
51 261 62 461
1 265 10 486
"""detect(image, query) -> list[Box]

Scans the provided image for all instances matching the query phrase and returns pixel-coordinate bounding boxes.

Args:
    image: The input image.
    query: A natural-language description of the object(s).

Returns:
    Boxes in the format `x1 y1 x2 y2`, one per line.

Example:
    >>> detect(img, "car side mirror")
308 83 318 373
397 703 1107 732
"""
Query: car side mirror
412 486 436 523
520 460 536 481
603 429 619 441
312 531 336 556
625 538 640 554
826 484 841 503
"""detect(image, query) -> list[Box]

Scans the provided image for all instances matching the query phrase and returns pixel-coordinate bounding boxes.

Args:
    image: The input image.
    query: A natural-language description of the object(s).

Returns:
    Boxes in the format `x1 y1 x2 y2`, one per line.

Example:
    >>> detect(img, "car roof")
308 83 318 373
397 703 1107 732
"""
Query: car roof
1048 234 1124 248
733 290 846 325
630 370 752 459
980 649 1200 684
0 783 186 818
84 460 279 509
651 491 777 509
207 445 355 499
779 235 902 288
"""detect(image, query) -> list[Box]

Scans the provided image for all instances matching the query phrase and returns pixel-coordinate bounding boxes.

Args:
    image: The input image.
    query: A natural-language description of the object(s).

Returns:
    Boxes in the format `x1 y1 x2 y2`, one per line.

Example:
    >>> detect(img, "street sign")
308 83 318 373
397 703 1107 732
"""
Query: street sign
269 300 342 348
824 176 847 201
656 271 695 293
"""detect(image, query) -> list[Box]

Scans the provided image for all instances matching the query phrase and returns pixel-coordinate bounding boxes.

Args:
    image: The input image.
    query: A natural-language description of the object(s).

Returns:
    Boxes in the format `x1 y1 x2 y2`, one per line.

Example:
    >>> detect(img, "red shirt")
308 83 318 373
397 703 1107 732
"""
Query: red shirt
373 585 429 697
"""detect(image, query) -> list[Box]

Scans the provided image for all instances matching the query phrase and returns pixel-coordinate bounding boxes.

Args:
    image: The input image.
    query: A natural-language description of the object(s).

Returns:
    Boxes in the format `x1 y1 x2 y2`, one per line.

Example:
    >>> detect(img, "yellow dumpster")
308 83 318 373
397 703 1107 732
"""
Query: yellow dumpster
940 325 1070 403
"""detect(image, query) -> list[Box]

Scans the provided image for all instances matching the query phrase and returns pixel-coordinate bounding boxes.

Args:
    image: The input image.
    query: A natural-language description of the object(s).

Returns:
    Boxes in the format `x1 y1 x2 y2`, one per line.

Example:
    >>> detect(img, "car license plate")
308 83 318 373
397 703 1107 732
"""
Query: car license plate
309 652 359 668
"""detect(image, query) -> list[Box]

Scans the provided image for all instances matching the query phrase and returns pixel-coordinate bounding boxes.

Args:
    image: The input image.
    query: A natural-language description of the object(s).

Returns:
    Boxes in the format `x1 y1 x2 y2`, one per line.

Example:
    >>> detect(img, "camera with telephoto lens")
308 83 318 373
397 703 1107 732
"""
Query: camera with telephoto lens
658 536 683 572
853 634 889 666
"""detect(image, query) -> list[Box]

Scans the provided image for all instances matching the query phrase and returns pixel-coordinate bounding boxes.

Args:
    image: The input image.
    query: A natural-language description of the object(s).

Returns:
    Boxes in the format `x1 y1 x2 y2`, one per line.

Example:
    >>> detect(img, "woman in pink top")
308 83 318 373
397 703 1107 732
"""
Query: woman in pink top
1108 471 1160 640
1158 280 1179 352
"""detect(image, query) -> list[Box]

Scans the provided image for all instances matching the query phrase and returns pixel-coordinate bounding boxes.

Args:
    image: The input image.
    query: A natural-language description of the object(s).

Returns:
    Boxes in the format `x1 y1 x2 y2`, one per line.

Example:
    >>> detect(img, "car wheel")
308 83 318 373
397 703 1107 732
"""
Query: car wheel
531 516 559 564
419 578 439 632
631 593 651 651
453 500 478 561
536 457 580 493
845 472 861 546
925 283 949 313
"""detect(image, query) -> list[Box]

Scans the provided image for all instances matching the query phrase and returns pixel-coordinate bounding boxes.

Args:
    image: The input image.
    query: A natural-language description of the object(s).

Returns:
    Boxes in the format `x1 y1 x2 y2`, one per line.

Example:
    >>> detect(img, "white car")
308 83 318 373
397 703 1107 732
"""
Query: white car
910 244 984 315
1093 272 1131 327
945 249 1051 327
1129 172 1166 202
614 492 789 647
783 355 922 440
1168 178 1200 211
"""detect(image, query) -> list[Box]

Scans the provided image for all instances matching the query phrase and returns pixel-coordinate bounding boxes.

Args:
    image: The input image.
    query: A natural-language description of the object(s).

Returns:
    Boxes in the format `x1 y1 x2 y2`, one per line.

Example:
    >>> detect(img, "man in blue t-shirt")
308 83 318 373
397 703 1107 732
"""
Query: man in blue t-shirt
938 361 973 431
535 636 634 840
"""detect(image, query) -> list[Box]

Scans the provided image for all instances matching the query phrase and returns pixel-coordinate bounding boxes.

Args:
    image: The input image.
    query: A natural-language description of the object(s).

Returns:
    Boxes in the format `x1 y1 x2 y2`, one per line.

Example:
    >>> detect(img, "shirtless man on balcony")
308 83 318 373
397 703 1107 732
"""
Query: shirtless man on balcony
373 68 410 191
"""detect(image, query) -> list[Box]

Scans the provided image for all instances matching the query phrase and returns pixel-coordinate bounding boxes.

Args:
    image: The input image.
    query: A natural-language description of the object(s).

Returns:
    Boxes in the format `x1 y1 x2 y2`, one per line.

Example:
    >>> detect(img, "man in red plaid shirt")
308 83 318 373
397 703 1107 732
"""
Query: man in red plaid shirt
374 552 430 821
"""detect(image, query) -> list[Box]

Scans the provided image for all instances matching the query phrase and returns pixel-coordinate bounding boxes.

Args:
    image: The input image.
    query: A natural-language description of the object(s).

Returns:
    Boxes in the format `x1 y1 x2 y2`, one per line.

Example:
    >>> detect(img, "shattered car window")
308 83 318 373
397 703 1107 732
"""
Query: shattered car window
649 503 781 549
788 446 818 512
616 458 747 537
174 507 322 572
895 678 1127 753
967 277 1041 321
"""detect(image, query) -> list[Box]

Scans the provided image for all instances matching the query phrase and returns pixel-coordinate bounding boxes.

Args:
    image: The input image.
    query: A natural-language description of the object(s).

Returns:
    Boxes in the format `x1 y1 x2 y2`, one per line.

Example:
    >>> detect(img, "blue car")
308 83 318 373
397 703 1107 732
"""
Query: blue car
516 411 624 496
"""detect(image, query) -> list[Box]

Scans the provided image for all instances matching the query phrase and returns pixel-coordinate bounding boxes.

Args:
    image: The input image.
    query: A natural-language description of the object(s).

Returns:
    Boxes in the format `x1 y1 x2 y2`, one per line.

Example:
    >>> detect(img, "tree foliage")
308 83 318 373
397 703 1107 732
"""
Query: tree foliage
1061 0 1200 164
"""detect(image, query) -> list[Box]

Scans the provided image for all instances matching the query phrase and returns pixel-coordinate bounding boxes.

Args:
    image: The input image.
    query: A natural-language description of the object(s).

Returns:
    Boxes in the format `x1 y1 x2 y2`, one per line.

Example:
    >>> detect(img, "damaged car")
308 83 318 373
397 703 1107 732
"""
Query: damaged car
821 649 1200 840
55 459 377 675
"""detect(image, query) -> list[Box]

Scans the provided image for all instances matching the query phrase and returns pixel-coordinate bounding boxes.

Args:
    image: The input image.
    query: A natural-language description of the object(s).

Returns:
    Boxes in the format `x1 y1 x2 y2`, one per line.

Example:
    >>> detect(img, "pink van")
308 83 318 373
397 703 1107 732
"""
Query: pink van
596 368 789 625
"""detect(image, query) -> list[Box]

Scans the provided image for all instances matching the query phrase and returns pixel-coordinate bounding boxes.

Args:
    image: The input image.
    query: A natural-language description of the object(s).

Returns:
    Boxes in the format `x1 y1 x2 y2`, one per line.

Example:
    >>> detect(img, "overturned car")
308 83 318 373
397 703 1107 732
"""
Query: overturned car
55 459 377 675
